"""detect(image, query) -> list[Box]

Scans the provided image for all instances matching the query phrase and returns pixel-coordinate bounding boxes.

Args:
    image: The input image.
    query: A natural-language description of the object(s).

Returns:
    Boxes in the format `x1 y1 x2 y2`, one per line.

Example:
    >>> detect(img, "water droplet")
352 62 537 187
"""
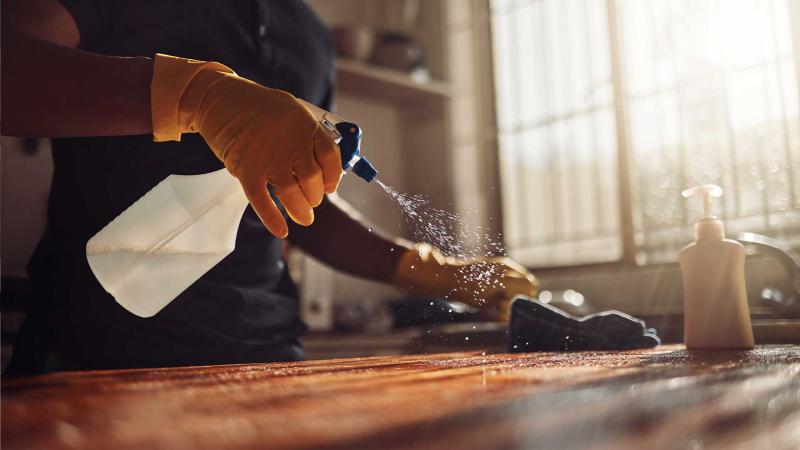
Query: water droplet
465 337 470 341
367 226 373 232
376 181 509 296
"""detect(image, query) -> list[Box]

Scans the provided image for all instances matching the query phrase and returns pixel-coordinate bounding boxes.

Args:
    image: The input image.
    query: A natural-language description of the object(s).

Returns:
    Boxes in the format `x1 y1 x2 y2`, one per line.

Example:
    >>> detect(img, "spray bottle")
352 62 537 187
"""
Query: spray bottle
679 184 754 349
86 101 377 318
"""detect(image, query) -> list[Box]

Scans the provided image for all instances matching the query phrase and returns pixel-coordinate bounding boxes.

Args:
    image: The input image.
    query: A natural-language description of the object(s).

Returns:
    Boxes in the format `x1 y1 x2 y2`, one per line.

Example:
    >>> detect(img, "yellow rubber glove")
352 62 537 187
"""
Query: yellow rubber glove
150 53 342 238
394 244 539 322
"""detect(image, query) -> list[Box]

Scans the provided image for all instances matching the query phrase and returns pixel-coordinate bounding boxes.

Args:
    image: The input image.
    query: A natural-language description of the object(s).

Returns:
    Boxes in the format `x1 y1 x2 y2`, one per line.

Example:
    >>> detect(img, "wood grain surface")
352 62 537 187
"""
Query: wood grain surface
3 345 799 450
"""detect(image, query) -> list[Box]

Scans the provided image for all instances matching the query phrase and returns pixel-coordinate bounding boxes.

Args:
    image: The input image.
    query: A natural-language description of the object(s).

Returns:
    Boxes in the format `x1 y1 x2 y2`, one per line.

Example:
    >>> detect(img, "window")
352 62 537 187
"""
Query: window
491 0 800 267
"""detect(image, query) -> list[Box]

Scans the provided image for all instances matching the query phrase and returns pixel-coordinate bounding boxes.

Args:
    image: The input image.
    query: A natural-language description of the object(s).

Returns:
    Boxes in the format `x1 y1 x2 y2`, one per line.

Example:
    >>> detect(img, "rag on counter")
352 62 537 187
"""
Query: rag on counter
508 296 661 352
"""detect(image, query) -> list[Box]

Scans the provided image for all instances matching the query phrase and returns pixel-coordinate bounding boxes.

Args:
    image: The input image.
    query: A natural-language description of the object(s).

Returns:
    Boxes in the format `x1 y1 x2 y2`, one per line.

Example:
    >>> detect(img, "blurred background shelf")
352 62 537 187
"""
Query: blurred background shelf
335 58 452 103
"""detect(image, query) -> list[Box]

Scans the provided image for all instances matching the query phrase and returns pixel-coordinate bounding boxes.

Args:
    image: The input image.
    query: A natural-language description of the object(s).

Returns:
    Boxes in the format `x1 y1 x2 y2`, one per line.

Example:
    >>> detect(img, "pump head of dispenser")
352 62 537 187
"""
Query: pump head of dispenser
682 184 725 242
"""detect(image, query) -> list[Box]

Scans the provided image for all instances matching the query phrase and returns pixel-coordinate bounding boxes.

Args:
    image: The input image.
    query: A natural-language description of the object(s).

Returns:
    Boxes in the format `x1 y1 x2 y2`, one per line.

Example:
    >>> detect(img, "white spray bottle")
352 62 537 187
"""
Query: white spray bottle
86 101 377 318
679 184 754 349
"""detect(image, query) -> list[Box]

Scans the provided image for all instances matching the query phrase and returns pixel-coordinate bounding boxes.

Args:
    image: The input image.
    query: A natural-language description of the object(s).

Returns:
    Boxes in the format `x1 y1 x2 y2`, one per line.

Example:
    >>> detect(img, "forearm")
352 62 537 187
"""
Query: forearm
287 194 412 283
1 30 152 137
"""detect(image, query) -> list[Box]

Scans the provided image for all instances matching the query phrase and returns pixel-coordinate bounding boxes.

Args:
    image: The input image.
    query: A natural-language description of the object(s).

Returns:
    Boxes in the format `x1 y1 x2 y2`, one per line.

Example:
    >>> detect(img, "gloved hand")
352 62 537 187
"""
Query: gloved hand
393 243 538 322
150 53 342 238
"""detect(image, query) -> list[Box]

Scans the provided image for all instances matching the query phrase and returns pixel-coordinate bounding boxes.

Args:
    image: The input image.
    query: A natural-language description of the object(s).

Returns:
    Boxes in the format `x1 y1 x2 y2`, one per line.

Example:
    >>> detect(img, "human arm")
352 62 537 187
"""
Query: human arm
1 0 152 137
1 0 342 238
287 194 412 283
289 195 538 321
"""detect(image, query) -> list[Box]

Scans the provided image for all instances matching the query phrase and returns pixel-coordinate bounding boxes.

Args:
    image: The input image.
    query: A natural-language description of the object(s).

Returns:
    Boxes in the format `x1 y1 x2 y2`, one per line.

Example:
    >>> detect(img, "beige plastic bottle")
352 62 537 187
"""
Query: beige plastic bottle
679 184 754 349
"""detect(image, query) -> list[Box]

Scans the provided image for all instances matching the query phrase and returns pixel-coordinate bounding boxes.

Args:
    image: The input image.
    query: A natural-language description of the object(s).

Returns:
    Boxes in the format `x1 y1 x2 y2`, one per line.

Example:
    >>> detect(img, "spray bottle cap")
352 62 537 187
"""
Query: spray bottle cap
352 157 378 182
334 121 378 182
681 184 725 241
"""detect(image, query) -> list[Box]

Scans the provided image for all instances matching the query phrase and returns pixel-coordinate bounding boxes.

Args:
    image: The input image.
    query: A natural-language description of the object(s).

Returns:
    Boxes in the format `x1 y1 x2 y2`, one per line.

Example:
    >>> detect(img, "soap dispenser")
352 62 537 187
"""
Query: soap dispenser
679 184 754 349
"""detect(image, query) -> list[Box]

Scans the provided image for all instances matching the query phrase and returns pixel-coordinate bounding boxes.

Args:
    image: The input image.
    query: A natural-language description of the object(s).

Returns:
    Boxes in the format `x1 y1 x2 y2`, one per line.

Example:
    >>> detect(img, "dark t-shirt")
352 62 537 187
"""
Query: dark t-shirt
17 0 334 371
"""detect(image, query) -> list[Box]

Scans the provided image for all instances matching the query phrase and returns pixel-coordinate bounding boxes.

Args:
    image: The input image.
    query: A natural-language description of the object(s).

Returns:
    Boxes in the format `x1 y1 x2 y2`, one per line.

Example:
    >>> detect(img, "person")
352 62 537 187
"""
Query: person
1 0 538 373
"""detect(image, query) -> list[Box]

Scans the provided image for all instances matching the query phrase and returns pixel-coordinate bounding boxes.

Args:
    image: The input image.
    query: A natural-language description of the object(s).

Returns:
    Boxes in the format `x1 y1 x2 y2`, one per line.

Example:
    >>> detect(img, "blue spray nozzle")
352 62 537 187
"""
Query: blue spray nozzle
335 121 378 182
353 157 378 182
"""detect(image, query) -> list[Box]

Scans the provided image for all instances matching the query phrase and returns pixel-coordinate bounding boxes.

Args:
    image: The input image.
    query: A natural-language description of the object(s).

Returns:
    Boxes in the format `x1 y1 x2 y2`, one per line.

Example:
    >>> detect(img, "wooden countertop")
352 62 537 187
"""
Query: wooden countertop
3 345 799 450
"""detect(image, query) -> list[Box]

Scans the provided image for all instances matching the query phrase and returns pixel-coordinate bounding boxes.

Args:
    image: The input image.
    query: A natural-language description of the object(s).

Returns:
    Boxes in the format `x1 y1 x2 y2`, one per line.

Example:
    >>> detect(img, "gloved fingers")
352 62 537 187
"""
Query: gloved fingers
447 277 526 317
313 124 343 194
293 155 325 207
241 179 288 238
500 276 538 298
498 264 539 292
489 257 532 277
273 181 314 226
458 260 511 282
474 258 533 280
500 268 533 281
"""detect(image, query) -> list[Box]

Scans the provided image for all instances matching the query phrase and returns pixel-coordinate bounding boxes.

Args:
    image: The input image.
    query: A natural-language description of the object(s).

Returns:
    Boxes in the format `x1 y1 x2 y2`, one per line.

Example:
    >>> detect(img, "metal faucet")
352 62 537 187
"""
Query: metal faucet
736 232 800 318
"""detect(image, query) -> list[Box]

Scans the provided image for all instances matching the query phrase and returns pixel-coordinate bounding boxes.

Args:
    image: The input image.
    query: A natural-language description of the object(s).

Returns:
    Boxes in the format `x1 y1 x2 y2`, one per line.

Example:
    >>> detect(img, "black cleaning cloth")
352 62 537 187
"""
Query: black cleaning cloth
508 296 661 352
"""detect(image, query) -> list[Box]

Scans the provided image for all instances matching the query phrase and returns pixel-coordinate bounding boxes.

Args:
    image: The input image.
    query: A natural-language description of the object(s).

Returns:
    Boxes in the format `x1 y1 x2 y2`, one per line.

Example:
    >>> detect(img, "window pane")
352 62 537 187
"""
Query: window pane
618 0 800 262
492 0 800 267
491 0 621 266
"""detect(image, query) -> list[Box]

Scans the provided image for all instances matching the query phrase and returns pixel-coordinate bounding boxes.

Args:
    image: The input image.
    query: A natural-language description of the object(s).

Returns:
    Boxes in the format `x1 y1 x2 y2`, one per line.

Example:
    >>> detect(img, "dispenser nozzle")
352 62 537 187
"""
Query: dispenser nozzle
681 184 723 218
